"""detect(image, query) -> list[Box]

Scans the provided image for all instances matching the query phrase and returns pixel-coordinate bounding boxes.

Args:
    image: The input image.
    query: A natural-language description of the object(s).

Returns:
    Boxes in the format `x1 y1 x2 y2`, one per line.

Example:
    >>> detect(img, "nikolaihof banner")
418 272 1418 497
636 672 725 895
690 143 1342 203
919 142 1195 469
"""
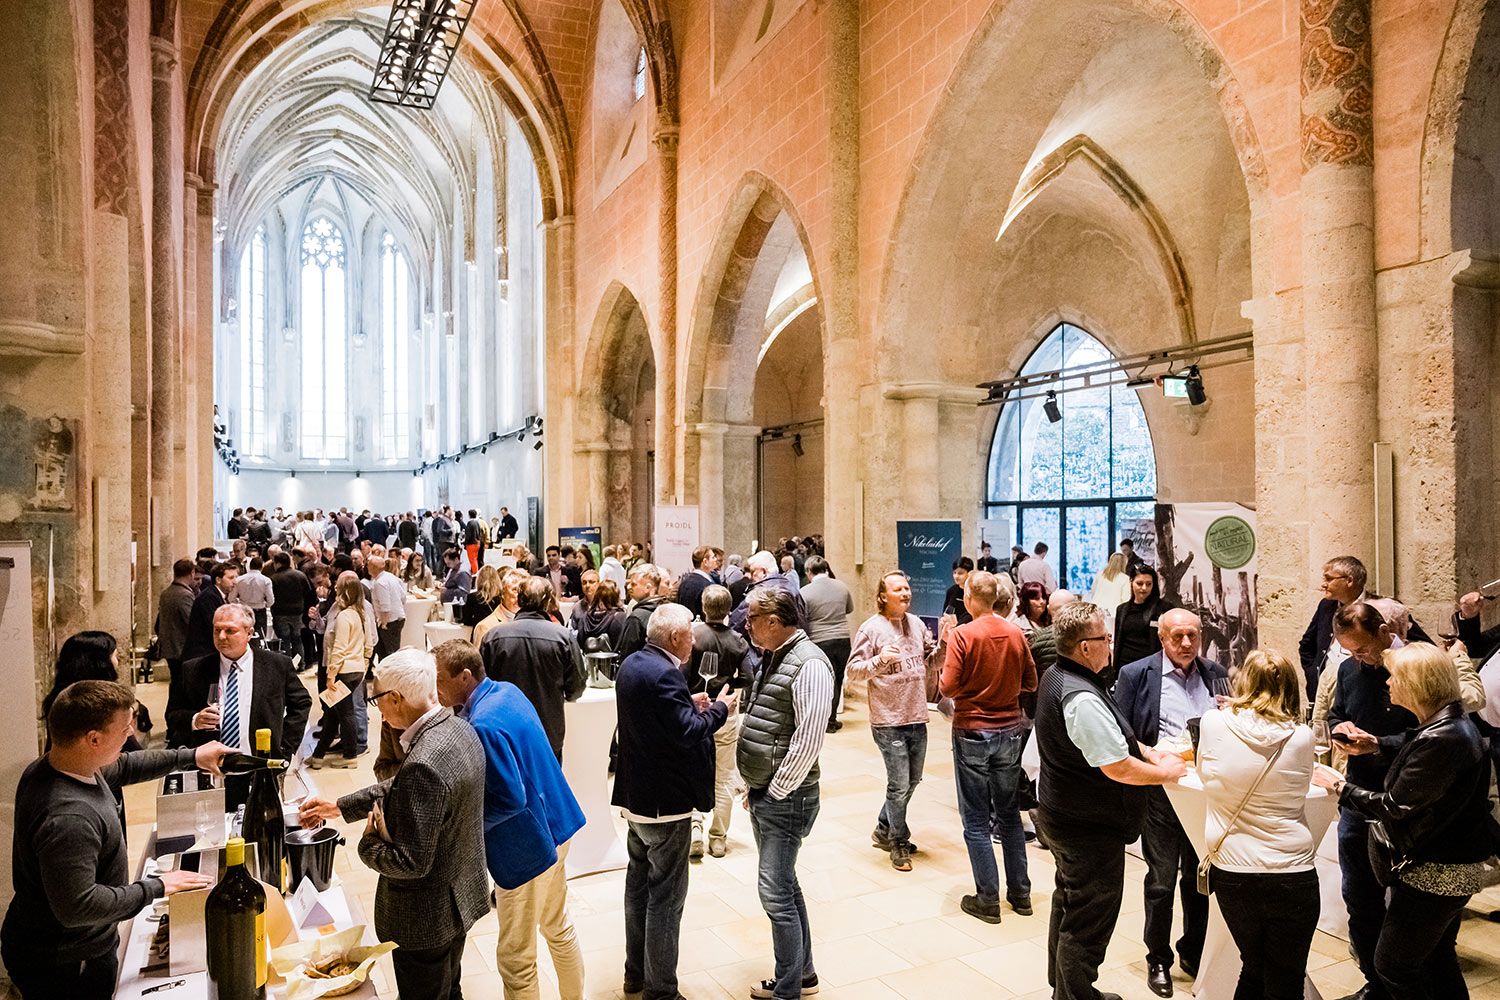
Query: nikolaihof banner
896 519 963 630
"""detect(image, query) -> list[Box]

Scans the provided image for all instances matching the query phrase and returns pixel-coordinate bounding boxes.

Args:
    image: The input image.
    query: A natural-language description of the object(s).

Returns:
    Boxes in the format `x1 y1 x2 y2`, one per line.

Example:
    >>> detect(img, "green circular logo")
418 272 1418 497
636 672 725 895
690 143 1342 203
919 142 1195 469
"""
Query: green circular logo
1204 516 1255 569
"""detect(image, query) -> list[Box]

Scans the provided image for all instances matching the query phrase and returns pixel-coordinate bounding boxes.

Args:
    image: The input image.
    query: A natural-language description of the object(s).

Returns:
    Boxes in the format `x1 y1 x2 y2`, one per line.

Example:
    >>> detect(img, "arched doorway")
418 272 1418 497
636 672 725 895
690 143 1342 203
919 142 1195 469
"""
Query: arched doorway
684 178 826 553
581 284 656 547
985 323 1157 592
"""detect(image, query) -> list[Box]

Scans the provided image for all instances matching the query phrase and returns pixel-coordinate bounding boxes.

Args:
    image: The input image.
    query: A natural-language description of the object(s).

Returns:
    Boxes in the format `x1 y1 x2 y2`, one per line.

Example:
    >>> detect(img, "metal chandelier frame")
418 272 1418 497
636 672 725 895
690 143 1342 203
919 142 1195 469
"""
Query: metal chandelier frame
370 0 477 110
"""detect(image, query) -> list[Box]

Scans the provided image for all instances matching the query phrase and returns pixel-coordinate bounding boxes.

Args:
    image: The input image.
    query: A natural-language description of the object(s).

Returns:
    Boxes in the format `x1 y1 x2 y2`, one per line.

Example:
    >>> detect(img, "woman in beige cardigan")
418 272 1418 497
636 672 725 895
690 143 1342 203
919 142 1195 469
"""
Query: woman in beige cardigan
310 572 374 767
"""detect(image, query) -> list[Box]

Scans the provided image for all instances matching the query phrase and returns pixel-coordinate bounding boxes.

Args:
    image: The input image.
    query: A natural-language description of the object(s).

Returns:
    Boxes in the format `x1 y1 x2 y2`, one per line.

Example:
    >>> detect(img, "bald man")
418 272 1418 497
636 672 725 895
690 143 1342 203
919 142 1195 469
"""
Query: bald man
1112 609 1227 997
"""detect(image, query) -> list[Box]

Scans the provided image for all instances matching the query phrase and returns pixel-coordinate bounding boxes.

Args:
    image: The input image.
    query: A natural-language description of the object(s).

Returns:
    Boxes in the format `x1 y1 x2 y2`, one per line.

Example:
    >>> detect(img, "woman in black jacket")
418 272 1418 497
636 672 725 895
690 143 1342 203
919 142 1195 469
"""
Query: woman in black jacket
1313 642 1495 1000
1113 565 1172 668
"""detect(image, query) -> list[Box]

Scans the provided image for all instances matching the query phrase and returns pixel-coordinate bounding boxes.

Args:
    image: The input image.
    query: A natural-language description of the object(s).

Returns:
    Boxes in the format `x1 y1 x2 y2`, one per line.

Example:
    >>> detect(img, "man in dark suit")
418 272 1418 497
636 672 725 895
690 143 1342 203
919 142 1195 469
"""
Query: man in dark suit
1299 555 1432 702
480 578 586 760
673 545 720 621
360 512 390 547
156 559 200 746
1113 609 1226 997
613 603 734 1000
226 508 248 541
181 561 239 664
165 603 311 758
300 649 490 1000
498 506 520 541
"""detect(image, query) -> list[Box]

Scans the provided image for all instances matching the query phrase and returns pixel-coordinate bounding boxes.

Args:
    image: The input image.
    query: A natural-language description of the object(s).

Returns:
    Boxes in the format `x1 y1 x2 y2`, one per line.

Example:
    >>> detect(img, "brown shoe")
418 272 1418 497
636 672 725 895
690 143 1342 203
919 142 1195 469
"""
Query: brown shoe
890 842 913 872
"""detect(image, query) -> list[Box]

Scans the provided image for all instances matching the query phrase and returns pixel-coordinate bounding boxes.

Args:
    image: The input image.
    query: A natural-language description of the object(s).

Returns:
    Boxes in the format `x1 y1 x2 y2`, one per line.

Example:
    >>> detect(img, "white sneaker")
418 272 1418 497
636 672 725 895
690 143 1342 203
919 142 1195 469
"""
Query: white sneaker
690 818 705 859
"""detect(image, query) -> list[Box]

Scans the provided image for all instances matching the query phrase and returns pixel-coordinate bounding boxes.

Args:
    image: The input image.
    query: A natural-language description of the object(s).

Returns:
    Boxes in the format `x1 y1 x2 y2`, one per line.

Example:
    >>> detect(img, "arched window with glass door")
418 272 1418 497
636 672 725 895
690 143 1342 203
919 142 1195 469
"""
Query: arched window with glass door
985 323 1156 592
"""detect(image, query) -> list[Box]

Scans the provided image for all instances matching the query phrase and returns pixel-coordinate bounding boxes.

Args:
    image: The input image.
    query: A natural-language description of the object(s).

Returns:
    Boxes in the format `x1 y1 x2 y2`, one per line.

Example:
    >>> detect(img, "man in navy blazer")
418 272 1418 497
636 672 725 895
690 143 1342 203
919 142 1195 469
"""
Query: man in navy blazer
432 639 588 1000
613 603 736 1000
1113 609 1226 998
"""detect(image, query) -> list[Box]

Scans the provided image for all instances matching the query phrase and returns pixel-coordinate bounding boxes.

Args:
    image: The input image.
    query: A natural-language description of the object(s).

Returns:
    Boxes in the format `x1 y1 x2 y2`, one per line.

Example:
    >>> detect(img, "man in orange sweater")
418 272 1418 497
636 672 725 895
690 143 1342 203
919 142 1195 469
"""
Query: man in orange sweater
940 571 1039 923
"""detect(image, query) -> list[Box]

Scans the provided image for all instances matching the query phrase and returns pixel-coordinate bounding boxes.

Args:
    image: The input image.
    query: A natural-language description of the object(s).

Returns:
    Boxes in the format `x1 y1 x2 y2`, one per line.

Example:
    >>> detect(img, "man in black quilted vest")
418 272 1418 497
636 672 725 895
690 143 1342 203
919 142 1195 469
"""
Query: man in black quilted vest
737 586 834 1000
1035 601 1187 1000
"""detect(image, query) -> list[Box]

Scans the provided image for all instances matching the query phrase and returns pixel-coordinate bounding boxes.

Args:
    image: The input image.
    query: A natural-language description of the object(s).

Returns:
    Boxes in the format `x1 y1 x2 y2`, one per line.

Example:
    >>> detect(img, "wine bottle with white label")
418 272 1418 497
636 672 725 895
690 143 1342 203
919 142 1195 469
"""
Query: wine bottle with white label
205 836 267 1000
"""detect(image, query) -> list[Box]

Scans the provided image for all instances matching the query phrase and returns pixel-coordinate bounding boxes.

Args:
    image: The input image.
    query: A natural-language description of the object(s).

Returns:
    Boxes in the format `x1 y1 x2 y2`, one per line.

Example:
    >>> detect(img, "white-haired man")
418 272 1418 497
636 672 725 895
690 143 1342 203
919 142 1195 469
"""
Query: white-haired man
612 604 735 999
300 650 490 1000
366 554 407 658
616 563 669 660
729 551 807 645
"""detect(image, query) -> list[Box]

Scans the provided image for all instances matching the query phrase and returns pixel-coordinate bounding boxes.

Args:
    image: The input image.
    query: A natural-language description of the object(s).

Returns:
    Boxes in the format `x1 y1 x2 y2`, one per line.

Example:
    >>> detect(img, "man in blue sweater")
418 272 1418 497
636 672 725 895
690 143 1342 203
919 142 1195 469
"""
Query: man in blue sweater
433 639 587 1000
613 604 736 1000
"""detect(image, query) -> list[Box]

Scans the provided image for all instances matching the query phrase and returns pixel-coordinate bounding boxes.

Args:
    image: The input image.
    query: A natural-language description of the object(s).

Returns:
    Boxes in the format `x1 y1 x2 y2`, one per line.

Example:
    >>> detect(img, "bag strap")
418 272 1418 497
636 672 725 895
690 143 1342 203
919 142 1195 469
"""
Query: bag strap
1204 731 1294 864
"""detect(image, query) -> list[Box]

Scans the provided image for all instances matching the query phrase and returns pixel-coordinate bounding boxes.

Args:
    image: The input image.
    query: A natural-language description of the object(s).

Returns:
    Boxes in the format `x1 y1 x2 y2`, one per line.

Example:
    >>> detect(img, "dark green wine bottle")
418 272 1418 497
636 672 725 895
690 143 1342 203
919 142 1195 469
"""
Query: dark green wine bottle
219 753 288 774
241 730 286 893
205 837 267 1000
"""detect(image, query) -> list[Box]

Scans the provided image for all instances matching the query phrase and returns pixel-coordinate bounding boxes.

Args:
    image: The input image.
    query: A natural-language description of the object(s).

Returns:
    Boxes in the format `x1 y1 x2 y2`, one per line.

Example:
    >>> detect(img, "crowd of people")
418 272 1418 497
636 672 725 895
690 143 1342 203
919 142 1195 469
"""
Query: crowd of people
5 512 1500 1000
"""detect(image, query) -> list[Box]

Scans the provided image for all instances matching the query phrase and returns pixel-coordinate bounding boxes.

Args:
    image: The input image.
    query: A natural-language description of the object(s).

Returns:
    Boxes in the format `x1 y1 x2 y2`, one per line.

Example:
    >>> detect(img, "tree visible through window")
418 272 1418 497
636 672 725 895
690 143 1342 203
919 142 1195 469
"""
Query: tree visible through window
633 47 647 102
985 323 1156 592
381 234 410 459
300 217 348 460
238 227 268 457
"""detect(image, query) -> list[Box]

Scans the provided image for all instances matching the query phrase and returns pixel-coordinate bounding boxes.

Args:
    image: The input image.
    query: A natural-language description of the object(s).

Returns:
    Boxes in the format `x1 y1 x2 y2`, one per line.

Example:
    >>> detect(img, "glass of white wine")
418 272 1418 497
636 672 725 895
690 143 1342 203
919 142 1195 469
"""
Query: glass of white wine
1311 720 1331 759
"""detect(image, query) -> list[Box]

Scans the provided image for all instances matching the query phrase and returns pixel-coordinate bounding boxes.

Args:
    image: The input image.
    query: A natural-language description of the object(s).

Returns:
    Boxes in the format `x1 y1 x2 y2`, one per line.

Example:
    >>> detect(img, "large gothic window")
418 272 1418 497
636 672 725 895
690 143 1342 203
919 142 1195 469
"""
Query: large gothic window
238 227 268 457
985 323 1157 592
300 217 348 460
380 233 410 459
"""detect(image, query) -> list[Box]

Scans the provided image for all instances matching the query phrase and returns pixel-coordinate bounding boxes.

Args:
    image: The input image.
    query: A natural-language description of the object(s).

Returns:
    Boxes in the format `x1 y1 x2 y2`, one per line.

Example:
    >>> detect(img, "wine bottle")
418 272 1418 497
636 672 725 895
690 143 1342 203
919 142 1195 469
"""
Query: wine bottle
205 837 267 1000
241 730 286 894
219 753 289 774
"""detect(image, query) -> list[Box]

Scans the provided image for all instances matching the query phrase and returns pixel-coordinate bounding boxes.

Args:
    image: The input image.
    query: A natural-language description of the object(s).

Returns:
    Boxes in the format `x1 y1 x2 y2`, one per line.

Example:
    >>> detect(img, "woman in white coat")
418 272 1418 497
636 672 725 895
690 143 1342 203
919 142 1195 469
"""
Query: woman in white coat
1195 649 1318 1000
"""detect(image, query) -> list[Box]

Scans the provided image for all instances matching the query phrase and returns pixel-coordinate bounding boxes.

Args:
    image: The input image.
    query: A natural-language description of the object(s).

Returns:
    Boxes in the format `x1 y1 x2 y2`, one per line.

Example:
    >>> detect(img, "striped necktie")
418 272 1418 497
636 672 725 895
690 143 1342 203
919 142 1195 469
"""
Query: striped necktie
221 664 241 749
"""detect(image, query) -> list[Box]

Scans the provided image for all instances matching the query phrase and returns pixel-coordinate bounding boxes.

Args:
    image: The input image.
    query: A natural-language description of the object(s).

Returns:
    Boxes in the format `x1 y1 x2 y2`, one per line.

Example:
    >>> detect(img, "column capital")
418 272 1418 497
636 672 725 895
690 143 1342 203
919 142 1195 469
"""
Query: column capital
1450 248 1500 290
150 36 178 80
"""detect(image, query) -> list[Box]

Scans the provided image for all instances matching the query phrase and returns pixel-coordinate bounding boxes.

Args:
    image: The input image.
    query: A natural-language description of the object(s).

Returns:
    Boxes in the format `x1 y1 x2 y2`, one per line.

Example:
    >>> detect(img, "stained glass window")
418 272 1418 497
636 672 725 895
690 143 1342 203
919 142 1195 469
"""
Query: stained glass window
300 217 348 460
238 227 268 457
985 323 1157 592
381 234 410 459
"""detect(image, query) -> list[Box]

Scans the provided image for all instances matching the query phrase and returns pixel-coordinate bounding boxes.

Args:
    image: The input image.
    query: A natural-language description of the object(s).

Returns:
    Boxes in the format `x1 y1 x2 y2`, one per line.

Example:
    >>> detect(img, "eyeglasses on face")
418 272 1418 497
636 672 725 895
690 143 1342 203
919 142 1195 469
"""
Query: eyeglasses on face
366 688 397 706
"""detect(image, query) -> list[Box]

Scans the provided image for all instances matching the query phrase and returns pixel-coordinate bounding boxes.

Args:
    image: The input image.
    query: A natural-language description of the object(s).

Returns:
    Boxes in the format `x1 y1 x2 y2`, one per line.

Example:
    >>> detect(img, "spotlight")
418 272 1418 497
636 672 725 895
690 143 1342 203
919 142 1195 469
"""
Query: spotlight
791 434 805 457
518 430 527 442
533 439 543 451
1043 391 1062 424
413 469 419 478
1185 365 1207 406
481 445 487 455
354 470 362 478
532 417 543 432
986 384 1005 402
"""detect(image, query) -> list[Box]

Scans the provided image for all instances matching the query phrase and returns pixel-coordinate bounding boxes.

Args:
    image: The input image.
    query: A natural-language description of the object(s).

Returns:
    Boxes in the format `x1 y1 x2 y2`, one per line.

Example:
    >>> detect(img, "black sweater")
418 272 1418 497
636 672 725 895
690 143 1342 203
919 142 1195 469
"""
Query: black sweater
2 748 197 963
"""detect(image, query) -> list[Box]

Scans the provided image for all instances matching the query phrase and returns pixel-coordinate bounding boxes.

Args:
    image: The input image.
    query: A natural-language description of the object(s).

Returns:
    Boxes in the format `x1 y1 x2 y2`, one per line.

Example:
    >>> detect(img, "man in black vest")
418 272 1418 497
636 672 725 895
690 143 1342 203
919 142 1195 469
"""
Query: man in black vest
1035 602 1186 1000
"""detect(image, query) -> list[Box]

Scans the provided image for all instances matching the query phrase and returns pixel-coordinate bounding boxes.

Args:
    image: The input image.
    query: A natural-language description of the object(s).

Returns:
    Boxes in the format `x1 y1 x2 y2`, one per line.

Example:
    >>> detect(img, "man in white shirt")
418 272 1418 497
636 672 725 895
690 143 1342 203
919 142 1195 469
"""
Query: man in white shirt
233 555 275 634
367 555 408 659
1016 542 1058 593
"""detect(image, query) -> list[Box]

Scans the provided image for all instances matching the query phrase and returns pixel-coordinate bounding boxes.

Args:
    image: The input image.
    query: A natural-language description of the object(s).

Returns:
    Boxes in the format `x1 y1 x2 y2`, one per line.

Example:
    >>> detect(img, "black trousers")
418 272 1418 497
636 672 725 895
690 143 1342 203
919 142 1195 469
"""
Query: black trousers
1212 866 1320 1000
814 638 851 722
392 934 466 1000
1141 787 1208 967
377 619 406 659
1375 882 1469 1000
1041 814 1126 1000
2 947 118 1000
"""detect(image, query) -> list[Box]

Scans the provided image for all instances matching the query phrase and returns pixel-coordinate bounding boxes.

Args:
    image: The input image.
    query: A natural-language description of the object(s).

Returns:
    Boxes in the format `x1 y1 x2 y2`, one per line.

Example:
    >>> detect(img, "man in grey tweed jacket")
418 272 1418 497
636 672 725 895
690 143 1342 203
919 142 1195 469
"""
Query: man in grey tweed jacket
301 649 490 1000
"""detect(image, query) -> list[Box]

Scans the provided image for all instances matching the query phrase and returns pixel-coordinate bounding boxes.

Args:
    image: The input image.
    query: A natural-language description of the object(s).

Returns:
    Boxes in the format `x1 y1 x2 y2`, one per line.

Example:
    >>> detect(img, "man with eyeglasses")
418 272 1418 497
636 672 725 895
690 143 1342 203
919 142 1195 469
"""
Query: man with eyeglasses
1035 602 1186 1000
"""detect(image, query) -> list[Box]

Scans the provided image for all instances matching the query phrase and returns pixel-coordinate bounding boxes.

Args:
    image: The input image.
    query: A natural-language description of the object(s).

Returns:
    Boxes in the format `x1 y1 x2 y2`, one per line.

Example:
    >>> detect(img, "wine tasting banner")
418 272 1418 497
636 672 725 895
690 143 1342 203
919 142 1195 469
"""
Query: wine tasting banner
652 506 699 578
896 520 962 629
558 527 603 570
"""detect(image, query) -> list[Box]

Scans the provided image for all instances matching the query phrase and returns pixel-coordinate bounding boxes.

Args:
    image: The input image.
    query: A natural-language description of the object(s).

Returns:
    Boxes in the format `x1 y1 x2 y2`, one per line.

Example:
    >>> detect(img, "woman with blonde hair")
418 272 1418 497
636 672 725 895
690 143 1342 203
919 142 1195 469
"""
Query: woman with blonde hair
1089 553 1132 632
310 572 374 768
1195 649 1317 1000
1313 642 1493 1000
461 564 504 628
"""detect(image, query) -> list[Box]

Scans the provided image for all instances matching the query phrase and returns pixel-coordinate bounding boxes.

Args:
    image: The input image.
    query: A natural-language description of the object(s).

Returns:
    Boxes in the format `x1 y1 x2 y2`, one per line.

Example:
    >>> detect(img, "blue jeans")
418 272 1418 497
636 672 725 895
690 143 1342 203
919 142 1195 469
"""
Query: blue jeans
952 726 1030 903
1338 808 1389 996
351 675 368 751
623 819 692 1000
750 783 820 1000
871 723 926 844
272 614 301 657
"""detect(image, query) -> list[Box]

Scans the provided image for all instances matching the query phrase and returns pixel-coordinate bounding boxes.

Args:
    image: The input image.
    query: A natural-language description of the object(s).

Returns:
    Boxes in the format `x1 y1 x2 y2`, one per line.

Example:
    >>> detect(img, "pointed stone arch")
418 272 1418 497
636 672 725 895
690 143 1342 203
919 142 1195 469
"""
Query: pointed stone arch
579 281 656 543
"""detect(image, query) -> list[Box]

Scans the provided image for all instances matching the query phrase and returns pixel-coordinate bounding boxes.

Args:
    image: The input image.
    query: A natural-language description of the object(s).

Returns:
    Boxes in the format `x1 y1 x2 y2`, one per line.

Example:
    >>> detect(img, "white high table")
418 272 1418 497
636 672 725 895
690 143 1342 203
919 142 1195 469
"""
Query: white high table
561 686 628 878
1163 771 1340 1000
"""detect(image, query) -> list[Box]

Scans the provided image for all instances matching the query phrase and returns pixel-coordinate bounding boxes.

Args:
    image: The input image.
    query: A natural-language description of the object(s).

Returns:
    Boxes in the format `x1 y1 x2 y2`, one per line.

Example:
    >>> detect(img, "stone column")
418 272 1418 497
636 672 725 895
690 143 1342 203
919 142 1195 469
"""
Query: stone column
576 440 612 533
1299 0 1376 571
824 0 863 590
693 423 762 553
654 122 680 504
149 35 181 570
541 216 576 537
186 177 217 547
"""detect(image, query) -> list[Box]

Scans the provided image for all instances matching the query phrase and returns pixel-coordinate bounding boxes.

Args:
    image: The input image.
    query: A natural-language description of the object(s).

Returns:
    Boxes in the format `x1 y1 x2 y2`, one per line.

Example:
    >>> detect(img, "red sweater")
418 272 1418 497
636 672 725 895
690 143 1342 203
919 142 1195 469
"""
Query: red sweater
940 614 1037 731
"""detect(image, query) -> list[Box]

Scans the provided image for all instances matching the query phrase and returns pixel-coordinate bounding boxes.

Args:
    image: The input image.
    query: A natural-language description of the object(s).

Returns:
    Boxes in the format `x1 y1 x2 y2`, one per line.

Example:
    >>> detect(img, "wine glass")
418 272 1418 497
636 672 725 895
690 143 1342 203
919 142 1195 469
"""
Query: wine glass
1312 720 1331 759
194 799 216 848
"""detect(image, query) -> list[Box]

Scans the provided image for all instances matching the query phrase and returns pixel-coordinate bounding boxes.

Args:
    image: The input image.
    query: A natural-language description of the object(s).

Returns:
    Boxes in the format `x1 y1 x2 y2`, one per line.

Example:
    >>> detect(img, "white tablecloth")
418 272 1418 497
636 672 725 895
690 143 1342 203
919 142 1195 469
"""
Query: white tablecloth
1163 771 1340 1000
562 687 627 878
424 621 469 648
401 598 437 648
